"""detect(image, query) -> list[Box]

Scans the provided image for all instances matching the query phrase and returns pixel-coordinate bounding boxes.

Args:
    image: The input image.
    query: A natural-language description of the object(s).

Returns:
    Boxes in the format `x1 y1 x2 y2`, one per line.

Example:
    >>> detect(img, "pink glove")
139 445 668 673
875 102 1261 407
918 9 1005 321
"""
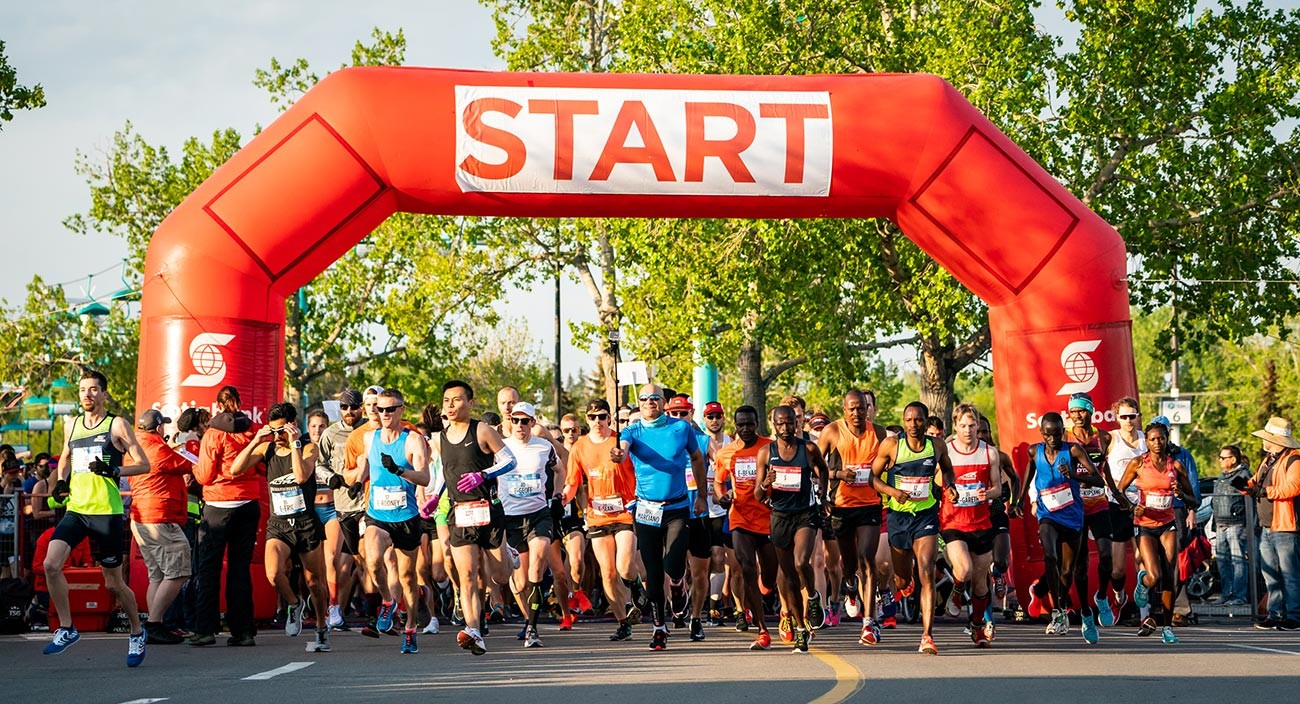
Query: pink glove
457 471 485 493
418 492 441 520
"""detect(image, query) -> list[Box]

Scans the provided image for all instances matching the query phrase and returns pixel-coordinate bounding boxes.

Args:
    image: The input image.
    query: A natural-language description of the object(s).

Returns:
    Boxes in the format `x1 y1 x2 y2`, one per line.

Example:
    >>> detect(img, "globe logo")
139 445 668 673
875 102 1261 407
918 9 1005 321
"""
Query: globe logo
1063 351 1096 383
1056 339 1101 396
191 343 225 377
181 333 236 387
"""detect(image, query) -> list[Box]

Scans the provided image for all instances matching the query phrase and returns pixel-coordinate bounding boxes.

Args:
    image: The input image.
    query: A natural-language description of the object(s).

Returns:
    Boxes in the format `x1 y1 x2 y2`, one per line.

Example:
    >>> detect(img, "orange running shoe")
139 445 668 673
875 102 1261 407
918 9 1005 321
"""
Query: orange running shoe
919 634 938 655
750 631 772 651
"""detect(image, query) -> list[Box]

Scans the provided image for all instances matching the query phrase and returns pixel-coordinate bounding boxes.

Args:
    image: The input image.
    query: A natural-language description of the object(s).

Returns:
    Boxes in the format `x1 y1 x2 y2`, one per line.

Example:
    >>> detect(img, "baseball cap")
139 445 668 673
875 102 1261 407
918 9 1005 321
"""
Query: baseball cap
511 401 537 419
339 389 363 406
703 401 724 416
809 412 830 430
136 409 172 431
363 385 385 398
586 398 611 413
665 395 695 413
1151 415 1171 428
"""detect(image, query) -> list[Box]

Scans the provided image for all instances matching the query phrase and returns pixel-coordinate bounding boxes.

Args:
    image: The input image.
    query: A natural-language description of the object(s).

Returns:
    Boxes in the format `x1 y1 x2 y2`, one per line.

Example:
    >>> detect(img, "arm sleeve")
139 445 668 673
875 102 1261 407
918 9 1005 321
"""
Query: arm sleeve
482 445 518 480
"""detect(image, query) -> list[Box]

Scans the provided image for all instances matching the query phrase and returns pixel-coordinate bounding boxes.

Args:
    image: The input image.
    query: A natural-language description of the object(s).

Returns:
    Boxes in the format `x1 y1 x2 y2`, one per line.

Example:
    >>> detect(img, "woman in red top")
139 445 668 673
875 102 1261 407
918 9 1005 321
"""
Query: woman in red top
1116 422 1198 644
940 404 1003 647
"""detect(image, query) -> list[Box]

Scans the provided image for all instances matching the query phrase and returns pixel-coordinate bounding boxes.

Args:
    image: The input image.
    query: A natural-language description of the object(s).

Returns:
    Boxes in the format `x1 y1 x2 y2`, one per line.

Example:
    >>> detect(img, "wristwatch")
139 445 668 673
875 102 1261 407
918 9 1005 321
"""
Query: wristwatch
293 440 304 449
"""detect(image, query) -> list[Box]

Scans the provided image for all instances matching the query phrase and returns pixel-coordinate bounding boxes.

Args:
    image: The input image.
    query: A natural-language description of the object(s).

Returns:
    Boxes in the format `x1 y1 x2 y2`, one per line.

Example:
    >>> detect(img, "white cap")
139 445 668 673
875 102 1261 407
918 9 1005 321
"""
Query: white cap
511 401 537 419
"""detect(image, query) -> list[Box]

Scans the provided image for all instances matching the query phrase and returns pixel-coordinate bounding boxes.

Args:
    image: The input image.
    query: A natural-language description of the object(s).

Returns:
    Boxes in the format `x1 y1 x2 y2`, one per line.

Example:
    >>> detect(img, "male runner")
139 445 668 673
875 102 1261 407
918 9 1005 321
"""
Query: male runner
501 401 560 648
756 406 830 653
232 402 332 652
1064 392 1120 640
42 370 151 666
345 389 432 653
610 384 707 651
1103 398 1145 623
940 404 1003 647
440 380 519 655
314 389 366 630
1020 412 1103 639
817 390 888 646
870 401 956 655
667 394 719 641
977 417 1020 626
342 386 391 635
714 406 775 650
782 395 839 630
701 401 737 627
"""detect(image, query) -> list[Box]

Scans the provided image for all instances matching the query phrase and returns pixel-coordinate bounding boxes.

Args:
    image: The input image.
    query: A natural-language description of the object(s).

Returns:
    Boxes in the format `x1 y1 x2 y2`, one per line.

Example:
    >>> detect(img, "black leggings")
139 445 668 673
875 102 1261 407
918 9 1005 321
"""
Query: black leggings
1037 519 1082 612
635 508 691 626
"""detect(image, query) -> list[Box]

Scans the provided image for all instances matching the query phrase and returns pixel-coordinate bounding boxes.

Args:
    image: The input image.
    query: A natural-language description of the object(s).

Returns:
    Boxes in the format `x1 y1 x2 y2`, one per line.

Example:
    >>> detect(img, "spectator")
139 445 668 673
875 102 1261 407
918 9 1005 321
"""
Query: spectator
1248 416 1300 631
23 453 50 493
1211 444 1252 605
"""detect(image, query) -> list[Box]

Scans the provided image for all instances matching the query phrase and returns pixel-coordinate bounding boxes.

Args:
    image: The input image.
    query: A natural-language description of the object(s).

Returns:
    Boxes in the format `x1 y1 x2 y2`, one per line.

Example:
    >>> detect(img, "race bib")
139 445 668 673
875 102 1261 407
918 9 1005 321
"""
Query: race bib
71 447 99 475
735 458 758 481
635 499 664 527
373 487 408 512
507 473 544 498
1144 490 1173 510
454 499 492 527
954 482 983 508
773 465 803 492
592 495 624 516
1080 486 1106 500
897 475 931 500
846 463 872 486
1041 483 1074 512
272 487 306 516
685 466 698 492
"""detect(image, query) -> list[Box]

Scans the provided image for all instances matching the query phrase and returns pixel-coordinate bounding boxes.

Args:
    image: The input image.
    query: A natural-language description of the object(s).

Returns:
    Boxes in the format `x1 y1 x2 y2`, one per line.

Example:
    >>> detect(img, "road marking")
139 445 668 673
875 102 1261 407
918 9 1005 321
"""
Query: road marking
807 647 864 704
1224 643 1300 656
118 699 170 704
242 662 316 680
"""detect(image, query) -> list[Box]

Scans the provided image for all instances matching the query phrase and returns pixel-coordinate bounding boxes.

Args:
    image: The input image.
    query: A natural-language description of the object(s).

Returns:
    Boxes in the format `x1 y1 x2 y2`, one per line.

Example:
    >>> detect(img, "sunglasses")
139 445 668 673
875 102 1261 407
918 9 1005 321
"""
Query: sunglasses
269 426 289 434
586 412 609 421
561 427 580 434
1118 413 1140 420
639 394 663 402
339 404 360 410
704 413 723 420
376 404 405 414
668 411 692 418
1219 455 1236 460
513 417 534 425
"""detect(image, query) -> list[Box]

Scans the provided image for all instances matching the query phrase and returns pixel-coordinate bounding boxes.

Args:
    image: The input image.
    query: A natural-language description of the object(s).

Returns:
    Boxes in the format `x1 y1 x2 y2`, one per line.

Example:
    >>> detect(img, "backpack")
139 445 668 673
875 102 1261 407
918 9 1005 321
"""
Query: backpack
0 577 33 634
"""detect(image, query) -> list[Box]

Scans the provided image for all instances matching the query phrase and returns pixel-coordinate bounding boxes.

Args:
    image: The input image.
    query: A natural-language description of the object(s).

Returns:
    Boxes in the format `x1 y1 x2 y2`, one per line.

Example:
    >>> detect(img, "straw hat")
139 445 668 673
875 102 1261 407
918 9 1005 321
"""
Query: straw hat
1252 416 1299 449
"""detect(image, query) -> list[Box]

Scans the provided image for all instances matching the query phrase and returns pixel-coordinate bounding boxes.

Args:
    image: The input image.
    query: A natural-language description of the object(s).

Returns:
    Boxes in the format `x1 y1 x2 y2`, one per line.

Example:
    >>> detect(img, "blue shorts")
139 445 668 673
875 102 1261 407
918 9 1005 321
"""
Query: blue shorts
887 507 940 551
314 502 338 525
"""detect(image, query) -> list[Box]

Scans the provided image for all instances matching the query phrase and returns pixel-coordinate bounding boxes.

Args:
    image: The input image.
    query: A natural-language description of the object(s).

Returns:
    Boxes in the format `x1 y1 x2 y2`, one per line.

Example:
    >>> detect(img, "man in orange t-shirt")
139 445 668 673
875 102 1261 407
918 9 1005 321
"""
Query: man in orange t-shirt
564 399 640 642
713 405 775 651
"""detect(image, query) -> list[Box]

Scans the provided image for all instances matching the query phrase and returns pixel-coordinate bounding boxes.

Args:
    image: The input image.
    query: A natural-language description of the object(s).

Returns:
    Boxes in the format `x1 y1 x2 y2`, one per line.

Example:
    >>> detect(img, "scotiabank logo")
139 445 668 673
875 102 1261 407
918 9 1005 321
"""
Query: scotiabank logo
181 333 235 387
1056 339 1101 396
454 86 833 196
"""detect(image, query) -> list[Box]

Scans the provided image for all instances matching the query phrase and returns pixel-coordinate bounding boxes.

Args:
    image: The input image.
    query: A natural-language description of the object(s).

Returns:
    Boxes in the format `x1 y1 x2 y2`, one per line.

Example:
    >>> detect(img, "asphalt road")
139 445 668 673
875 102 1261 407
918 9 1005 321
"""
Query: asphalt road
4 618 1297 704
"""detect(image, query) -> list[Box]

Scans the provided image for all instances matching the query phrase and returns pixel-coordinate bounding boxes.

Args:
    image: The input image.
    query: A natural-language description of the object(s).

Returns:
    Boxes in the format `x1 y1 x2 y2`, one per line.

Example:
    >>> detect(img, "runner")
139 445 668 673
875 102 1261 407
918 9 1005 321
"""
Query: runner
501 401 561 648
344 389 432 654
1115 422 1199 644
314 389 366 631
977 417 1019 627
415 406 450 636
939 404 1003 647
610 384 708 652
1103 397 1146 624
817 390 888 646
305 408 343 631
1019 412 1103 638
342 386 392 636
756 405 830 654
42 370 151 666
871 401 956 655
1064 392 1120 640
714 405 776 650
782 395 839 630
440 380 520 656
232 402 332 653
667 394 718 641
565 399 640 641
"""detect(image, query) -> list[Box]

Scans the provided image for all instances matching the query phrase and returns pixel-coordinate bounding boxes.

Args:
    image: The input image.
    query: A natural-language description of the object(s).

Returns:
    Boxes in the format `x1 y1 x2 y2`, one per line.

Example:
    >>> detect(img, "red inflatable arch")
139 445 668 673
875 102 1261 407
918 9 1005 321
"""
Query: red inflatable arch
135 68 1137 601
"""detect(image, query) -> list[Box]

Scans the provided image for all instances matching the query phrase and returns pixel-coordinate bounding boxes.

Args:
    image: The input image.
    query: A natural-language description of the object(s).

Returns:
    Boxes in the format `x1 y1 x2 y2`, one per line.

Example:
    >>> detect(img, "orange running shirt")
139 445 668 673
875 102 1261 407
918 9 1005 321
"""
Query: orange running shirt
830 420 882 508
714 437 772 535
566 433 636 527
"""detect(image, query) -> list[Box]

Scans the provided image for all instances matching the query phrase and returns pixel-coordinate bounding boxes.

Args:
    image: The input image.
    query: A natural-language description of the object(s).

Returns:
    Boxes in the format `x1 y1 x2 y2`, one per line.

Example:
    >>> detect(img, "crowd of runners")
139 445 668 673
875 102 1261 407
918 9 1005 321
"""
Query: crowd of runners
29 369 1300 666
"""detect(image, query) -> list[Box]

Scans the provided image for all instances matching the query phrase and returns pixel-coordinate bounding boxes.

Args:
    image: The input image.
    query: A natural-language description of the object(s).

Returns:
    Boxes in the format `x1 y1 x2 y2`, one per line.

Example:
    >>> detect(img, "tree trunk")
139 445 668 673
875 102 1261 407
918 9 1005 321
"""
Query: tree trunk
284 294 306 409
918 337 957 432
738 334 766 433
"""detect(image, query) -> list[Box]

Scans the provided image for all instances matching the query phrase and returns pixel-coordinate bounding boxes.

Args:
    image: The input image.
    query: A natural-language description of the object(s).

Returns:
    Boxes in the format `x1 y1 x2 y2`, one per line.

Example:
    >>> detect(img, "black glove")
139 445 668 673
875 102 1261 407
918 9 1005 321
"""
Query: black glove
49 479 71 507
89 457 120 480
380 453 405 476
327 472 345 490
346 481 366 500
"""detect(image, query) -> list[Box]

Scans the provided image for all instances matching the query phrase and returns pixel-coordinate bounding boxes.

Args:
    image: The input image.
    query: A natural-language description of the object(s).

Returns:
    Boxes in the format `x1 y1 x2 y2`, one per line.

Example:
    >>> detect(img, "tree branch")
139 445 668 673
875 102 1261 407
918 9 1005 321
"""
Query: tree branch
1144 185 1298 230
950 324 992 369
760 335 922 387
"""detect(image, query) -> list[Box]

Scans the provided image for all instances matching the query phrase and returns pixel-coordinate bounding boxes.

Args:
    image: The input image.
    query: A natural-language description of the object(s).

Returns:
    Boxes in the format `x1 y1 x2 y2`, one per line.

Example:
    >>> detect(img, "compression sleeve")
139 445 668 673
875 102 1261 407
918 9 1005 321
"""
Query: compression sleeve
482 445 518 480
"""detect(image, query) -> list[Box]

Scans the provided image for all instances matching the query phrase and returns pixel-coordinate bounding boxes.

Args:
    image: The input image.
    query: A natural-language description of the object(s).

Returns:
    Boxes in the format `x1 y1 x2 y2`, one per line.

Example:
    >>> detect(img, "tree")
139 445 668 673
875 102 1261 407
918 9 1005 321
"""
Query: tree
0 39 45 128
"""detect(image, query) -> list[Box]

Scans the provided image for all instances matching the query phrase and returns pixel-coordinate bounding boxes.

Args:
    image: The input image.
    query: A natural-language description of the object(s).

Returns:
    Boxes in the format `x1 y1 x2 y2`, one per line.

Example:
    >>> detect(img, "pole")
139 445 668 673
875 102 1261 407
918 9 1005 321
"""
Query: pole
554 252 563 421
1170 297 1182 445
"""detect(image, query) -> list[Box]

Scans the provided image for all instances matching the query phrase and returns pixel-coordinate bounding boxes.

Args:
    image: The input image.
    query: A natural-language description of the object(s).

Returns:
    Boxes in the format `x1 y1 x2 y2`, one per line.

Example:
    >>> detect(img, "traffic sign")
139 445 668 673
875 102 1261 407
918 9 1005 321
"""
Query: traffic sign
1159 398 1193 425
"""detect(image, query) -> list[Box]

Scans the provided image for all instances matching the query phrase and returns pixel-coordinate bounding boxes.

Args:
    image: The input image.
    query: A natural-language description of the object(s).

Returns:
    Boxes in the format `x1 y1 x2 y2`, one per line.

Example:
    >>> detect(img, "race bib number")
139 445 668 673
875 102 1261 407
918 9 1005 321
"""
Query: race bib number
954 483 983 508
735 458 758 481
592 495 624 516
685 466 698 492
897 475 931 500
773 465 803 492
373 487 408 512
272 487 306 516
507 473 544 498
1040 483 1074 512
1144 490 1173 510
635 500 664 527
454 500 492 527
846 463 872 486
71 447 99 475
1080 486 1106 500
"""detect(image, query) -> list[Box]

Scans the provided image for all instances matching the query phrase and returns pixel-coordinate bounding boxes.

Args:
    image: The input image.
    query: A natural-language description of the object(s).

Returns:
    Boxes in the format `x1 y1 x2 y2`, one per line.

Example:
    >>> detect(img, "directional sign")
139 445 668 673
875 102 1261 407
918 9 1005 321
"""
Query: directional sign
1159 398 1193 425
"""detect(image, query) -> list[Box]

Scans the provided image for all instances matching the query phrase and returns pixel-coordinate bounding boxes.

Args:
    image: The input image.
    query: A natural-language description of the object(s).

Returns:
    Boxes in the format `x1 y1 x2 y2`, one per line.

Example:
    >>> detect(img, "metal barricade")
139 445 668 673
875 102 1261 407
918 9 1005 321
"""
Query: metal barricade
1189 489 1261 620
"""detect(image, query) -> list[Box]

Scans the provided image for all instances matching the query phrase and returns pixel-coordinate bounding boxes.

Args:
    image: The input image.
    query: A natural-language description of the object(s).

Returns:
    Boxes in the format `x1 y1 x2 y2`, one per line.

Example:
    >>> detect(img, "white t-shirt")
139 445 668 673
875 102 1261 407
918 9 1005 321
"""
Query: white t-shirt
501 435 556 517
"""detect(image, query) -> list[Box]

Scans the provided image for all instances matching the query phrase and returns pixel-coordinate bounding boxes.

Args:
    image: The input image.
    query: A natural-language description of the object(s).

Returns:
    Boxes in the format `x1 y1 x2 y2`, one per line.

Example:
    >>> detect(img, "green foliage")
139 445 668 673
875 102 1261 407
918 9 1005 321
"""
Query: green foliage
0 39 45 128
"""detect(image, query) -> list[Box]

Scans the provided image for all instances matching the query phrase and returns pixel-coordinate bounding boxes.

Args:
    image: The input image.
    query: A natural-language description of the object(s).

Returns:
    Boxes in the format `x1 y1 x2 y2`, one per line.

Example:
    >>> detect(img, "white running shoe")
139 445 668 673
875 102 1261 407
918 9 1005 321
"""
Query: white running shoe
306 629 331 652
285 600 305 637
423 616 440 635
327 604 344 629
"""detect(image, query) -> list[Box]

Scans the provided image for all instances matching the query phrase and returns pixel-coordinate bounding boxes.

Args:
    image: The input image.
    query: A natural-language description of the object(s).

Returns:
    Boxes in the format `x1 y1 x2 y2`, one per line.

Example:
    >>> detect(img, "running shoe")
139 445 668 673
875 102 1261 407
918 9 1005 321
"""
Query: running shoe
185 632 215 646
806 593 825 632
792 630 809 654
307 629 331 653
669 579 688 619
559 613 575 631
880 615 897 630
1027 579 1047 618
327 604 344 630
983 619 996 643
1113 588 1129 614
1043 609 1063 635
610 621 633 641
974 628 991 649
750 630 772 650
285 600 306 637
918 634 938 655
488 604 507 624
1082 613 1099 644
1134 569 1150 609
43 627 81 655
967 620 981 646
689 618 705 642
649 627 668 651
360 623 381 638
673 613 687 630
823 602 841 628
844 592 862 619
1095 592 1115 628
1161 626 1179 644
778 612 794 643
573 589 594 614
707 605 725 627
127 630 146 668
859 619 880 646
401 630 419 654
451 597 466 627
517 625 529 640
1137 617 1158 637
457 628 487 655
422 616 440 635
376 601 396 632
524 627 543 649
945 587 965 618
993 572 1007 599
895 578 916 600
626 602 642 624
734 609 751 633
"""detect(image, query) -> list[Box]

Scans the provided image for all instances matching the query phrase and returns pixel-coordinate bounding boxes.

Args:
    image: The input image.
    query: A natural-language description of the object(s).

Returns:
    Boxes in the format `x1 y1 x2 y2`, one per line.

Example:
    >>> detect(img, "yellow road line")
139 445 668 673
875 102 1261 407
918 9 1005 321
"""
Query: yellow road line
807 646 864 704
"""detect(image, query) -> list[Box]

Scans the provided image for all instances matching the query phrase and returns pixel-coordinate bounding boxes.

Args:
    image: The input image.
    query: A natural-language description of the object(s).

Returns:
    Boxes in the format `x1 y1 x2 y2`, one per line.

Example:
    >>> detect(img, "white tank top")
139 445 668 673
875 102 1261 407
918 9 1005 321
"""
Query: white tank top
1106 431 1146 503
